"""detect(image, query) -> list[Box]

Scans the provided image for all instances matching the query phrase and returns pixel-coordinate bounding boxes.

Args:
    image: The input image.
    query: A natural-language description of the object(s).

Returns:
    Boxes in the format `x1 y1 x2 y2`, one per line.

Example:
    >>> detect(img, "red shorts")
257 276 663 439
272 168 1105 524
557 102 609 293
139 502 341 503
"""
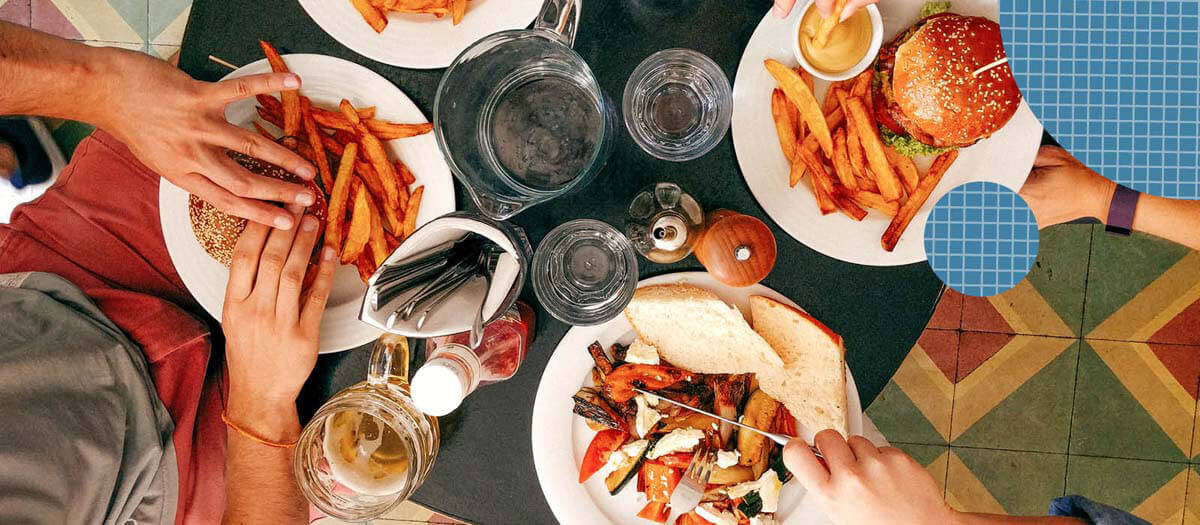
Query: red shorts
0 130 225 524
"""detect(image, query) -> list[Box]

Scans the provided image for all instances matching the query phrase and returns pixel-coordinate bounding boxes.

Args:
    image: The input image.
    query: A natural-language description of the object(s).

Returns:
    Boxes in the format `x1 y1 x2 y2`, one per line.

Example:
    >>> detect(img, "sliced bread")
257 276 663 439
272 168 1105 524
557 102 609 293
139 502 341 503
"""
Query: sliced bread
624 284 784 374
750 295 848 436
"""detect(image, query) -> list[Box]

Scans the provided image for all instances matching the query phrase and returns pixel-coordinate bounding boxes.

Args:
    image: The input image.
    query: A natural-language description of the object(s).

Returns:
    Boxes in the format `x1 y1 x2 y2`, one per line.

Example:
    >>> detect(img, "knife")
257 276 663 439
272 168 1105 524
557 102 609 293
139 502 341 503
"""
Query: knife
634 387 823 458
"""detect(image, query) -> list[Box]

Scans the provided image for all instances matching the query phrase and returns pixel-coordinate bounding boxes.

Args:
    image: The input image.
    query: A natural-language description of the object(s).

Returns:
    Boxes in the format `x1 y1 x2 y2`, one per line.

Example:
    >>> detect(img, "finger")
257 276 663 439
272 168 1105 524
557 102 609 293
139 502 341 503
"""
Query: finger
813 429 856 475
208 152 316 210
277 214 321 320
783 438 830 489
226 220 271 302
177 170 295 229
846 435 880 460
842 0 877 21
774 0 797 18
252 207 303 305
209 71 301 104
815 0 832 17
215 125 317 181
300 246 338 332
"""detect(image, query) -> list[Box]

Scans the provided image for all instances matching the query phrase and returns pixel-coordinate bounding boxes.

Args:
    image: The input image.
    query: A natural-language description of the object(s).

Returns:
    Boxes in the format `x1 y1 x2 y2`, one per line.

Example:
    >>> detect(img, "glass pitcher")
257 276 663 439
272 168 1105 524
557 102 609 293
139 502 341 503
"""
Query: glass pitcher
293 335 439 521
433 0 616 220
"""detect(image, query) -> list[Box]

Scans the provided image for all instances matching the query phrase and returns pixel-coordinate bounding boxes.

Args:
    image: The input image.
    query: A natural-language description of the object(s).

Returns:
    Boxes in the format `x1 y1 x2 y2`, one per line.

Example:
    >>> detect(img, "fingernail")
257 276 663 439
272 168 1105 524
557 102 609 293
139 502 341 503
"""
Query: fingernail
296 191 315 206
274 215 293 229
295 164 316 179
283 74 301 89
301 215 317 232
773 5 786 17
323 246 336 261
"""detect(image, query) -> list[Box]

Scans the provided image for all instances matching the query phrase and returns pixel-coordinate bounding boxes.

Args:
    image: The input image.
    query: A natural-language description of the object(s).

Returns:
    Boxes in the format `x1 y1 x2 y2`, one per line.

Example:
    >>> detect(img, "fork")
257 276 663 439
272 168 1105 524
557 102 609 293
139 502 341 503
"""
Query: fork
669 447 715 522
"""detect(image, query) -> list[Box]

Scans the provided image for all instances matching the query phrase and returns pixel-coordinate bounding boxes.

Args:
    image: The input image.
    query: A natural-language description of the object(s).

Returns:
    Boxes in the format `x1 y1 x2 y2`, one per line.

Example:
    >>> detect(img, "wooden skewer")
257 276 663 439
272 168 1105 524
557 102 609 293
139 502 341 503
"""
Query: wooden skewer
971 57 1009 77
208 54 240 71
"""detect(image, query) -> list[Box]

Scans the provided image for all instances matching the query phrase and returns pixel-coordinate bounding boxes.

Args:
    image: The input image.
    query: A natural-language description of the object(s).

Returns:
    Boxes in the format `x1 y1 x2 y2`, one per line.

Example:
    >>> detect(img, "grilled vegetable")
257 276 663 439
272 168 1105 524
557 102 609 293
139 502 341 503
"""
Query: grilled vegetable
588 341 614 376
709 464 756 485
710 375 745 446
603 364 695 403
607 435 657 495
612 342 629 363
572 387 626 432
738 390 780 468
637 501 670 523
579 429 627 483
659 412 720 434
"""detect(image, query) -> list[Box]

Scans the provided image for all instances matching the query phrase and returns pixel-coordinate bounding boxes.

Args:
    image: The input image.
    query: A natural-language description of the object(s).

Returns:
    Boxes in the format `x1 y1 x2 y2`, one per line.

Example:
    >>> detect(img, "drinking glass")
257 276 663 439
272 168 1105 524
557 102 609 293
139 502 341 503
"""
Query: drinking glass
532 219 638 326
623 48 732 161
434 0 617 220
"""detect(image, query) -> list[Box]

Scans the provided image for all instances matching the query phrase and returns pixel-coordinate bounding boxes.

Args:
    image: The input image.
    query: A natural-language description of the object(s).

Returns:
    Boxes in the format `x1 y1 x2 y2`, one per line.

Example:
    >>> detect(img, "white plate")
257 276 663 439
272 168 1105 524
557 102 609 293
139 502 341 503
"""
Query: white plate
531 272 864 525
731 0 1043 266
158 54 455 353
297 0 544 69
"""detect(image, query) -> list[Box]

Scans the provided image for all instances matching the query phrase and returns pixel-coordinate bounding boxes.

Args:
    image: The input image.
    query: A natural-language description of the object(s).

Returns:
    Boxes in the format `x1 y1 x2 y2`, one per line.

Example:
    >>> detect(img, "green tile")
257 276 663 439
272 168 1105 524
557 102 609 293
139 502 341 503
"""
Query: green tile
1070 341 1191 462
867 380 949 445
950 447 1067 516
1025 224 1093 336
952 341 1078 453
1083 230 1192 336
1065 455 1187 524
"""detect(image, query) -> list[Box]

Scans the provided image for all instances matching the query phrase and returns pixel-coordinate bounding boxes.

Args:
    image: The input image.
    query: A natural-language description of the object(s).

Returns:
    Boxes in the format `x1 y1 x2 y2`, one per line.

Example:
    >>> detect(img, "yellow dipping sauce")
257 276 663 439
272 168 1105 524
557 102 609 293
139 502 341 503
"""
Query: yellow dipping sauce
799 8 872 73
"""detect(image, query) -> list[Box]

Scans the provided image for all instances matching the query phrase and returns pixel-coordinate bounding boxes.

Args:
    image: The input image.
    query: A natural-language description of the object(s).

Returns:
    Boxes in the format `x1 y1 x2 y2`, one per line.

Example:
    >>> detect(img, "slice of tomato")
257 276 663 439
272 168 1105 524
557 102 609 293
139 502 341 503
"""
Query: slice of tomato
579 429 627 483
637 500 671 523
674 512 708 525
642 462 683 502
654 452 695 469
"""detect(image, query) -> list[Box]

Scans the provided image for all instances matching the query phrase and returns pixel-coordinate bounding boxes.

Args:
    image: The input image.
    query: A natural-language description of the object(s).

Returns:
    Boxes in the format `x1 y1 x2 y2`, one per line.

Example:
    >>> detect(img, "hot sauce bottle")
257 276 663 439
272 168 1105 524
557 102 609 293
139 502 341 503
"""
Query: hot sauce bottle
410 302 536 416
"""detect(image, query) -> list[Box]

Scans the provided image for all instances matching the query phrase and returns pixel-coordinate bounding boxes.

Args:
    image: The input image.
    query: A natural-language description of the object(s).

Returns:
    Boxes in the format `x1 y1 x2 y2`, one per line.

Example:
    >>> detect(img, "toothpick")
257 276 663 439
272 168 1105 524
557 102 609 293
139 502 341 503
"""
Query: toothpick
208 55 240 71
971 57 1009 77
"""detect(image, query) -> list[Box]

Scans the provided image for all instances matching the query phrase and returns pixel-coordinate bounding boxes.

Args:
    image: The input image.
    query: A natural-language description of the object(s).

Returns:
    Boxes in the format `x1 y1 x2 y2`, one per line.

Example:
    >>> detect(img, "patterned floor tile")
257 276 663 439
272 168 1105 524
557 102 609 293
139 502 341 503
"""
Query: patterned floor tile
1065 455 1188 524
951 334 1077 453
150 43 180 61
1071 340 1199 462
1084 231 1200 345
927 288 963 330
0 0 31 25
961 224 1091 337
32 0 146 42
893 443 950 496
1186 468 1200 524
866 329 957 444
946 447 1067 516
148 0 188 45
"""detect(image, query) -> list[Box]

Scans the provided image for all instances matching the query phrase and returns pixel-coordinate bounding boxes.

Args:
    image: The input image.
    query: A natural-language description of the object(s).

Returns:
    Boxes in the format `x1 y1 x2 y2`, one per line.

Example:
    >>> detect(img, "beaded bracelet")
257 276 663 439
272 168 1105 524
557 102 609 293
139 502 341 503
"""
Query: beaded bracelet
221 410 299 449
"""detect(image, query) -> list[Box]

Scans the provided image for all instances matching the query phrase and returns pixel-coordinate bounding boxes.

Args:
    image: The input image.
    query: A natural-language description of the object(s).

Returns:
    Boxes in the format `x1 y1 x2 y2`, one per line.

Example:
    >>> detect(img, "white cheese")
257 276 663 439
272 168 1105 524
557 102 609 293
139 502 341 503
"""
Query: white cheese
620 439 649 459
624 339 660 365
634 395 663 437
694 503 739 525
647 427 704 459
725 470 782 513
715 450 740 468
749 515 777 525
598 439 649 479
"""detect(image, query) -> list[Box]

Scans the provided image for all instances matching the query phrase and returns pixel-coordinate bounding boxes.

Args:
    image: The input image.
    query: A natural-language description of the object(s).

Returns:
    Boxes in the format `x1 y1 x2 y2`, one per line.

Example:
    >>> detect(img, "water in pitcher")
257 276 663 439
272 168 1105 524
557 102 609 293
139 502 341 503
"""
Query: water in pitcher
484 67 604 192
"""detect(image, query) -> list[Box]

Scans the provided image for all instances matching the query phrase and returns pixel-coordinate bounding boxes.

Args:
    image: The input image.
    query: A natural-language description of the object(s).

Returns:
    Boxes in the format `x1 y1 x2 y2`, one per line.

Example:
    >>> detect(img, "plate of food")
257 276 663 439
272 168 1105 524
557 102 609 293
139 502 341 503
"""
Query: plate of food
297 0 545 69
531 272 863 524
731 0 1043 266
159 46 455 353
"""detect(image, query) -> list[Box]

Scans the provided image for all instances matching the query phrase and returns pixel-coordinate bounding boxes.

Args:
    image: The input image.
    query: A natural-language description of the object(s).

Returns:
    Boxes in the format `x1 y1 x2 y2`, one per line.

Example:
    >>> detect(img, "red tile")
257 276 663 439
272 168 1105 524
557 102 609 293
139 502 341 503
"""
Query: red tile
1148 343 1200 400
918 328 959 383
961 295 1015 334
956 331 1015 382
31 0 82 40
1152 300 1200 346
0 0 30 26
927 288 963 330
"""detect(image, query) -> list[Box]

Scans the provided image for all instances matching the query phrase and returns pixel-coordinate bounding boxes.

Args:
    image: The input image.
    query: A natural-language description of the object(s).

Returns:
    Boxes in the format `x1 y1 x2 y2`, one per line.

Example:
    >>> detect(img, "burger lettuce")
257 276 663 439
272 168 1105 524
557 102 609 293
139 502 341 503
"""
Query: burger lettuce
920 2 952 18
879 127 956 157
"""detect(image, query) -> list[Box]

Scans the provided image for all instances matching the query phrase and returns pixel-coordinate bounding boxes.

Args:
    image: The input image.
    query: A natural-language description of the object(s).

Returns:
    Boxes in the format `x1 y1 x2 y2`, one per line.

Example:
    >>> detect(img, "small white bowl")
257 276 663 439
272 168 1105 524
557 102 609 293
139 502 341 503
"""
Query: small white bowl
791 0 884 82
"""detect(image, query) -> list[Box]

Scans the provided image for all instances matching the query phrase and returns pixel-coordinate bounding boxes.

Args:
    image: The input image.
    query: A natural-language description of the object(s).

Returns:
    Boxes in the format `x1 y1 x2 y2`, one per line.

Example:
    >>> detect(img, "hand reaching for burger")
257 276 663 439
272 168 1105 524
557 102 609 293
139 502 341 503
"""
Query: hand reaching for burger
774 0 880 20
1019 146 1116 229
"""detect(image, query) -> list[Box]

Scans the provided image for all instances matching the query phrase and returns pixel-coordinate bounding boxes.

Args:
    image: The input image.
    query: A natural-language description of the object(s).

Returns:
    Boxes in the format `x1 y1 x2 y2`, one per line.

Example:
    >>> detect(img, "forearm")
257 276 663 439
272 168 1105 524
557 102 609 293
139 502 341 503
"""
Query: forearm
960 513 1085 525
223 394 308 525
1129 193 1200 252
0 22 120 126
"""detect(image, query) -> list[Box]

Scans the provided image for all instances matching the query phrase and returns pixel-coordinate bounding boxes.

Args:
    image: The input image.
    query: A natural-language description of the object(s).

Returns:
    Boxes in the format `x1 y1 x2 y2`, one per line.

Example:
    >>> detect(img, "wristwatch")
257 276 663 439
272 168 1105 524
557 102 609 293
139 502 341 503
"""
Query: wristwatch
1104 184 1140 236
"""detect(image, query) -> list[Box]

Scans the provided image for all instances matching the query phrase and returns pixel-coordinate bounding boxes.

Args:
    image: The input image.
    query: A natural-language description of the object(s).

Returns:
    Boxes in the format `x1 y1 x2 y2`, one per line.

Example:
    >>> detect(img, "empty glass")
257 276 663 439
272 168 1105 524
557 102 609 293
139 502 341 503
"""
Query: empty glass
532 220 638 326
623 48 733 161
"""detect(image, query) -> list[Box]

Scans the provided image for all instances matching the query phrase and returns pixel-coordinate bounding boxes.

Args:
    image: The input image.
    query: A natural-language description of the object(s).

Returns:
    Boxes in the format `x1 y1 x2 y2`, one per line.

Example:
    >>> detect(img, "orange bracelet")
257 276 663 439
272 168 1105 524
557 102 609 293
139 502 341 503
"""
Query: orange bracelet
221 410 299 449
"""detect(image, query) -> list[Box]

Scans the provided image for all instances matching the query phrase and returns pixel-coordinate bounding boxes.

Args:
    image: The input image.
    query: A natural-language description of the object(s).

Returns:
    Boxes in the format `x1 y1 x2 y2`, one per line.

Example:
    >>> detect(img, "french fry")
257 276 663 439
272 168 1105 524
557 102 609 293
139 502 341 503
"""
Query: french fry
326 143 358 251
339 99 362 126
321 134 344 156
384 230 401 252
401 186 424 238
831 188 867 221
771 89 800 162
301 97 335 190
259 41 300 137
342 182 371 263
884 145 920 196
364 188 389 266
311 107 433 140
256 106 283 129
349 0 388 32
881 150 959 252
354 252 376 283
838 91 901 201
395 159 417 186
256 94 283 116
799 69 814 93
850 69 873 98
853 191 900 216
791 107 845 181
846 123 869 180
795 147 838 215
357 123 404 228
450 0 468 24
831 128 859 192
812 0 848 48
311 106 375 127
822 85 844 116
764 59 833 158
856 169 880 193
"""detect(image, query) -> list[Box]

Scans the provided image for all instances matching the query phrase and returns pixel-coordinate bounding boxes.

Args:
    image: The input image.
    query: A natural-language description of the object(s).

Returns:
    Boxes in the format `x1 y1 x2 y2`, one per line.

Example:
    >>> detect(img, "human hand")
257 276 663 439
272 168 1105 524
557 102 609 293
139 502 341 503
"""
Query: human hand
98 48 317 229
774 0 879 21
784 430 958 525
222 208 337 418
1019 146 1116 229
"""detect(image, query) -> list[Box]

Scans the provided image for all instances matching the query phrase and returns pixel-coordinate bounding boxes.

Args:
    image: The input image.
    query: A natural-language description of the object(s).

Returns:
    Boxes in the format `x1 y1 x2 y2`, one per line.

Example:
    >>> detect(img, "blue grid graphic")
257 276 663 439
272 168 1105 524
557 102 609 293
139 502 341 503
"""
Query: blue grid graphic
924 182 1040 297
1000 0 1200 199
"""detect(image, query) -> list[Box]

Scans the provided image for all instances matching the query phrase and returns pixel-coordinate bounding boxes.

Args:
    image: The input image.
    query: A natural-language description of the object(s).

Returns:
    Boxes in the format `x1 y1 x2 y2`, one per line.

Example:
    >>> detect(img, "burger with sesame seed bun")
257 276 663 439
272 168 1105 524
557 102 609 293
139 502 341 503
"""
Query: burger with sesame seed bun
872 7 1022 157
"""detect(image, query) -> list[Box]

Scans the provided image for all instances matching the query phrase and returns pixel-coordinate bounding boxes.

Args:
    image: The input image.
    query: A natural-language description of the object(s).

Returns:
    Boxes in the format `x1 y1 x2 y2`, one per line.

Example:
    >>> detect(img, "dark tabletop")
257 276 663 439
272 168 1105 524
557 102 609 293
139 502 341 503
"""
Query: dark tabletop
179 1 943 522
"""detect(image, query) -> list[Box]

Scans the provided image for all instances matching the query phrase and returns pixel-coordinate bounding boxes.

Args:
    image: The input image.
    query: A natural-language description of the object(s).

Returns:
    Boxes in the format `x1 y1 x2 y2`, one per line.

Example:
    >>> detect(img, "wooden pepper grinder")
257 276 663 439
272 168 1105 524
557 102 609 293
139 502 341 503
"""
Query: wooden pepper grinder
693 210 777 287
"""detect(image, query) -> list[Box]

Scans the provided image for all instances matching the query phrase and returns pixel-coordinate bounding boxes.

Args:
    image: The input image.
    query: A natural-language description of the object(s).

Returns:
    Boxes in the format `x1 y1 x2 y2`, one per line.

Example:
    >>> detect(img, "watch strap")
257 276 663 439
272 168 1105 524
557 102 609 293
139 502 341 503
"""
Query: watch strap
1105 184 1140 236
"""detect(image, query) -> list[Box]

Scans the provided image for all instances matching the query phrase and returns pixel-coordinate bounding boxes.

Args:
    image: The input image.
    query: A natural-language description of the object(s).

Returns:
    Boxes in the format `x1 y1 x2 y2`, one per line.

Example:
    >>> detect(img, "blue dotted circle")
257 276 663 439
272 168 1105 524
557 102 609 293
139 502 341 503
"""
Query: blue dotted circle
924 182 1040 297
1000 0 1200 199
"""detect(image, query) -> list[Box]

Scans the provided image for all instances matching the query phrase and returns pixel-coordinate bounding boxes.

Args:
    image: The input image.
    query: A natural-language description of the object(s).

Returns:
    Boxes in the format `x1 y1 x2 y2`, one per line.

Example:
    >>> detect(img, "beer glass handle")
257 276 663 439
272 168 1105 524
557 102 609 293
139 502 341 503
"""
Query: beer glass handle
367 333 411 387
533 0 581 47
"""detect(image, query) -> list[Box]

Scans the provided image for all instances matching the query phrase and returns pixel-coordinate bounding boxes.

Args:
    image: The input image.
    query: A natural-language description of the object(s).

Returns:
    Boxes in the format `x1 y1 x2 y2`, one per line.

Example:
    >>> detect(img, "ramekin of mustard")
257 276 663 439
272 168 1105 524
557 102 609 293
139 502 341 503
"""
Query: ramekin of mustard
791 0 883 82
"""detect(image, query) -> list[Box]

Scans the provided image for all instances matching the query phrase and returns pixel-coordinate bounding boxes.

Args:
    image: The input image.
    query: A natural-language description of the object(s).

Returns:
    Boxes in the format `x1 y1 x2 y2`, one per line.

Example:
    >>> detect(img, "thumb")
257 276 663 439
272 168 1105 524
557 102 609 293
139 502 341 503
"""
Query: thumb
783 439 830 490
775 0 798 18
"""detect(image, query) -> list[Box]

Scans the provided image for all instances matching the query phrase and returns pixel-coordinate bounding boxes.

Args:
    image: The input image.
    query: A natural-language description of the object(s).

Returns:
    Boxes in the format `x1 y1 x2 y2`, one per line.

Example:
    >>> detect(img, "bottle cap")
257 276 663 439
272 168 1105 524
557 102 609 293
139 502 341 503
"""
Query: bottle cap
411 360 469 417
